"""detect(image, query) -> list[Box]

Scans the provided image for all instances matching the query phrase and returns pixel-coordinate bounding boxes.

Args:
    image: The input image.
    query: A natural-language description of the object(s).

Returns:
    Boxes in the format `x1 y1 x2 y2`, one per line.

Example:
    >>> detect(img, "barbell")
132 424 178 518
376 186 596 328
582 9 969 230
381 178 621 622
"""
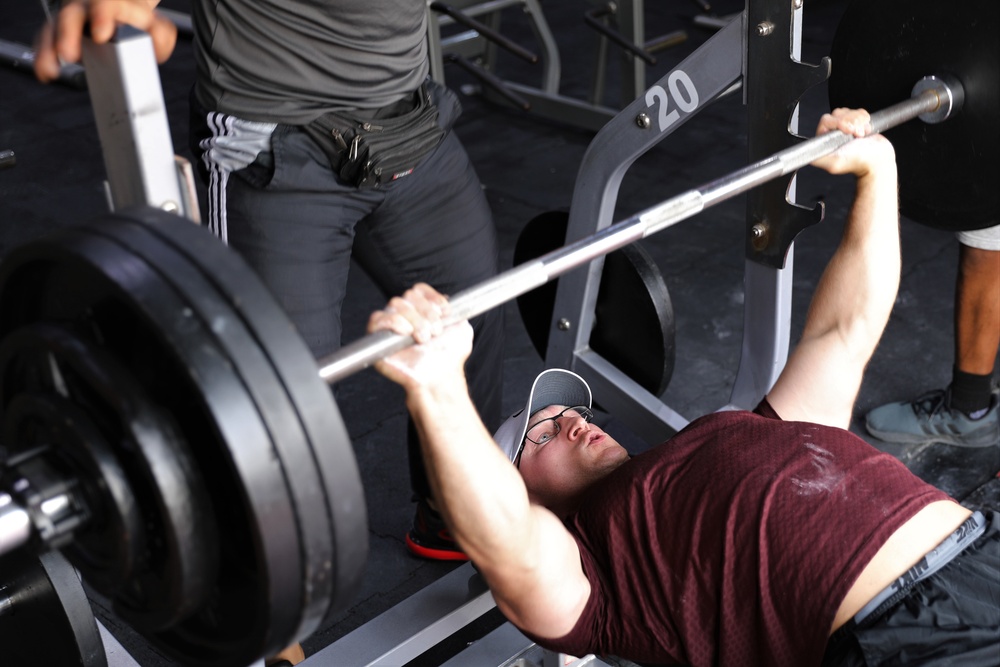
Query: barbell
319 74 965 383
0 7 996 663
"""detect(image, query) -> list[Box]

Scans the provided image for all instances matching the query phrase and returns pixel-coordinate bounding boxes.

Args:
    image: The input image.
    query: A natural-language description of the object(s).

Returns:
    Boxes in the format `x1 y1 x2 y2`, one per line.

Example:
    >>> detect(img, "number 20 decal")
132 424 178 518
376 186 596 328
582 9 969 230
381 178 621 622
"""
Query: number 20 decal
644 71 700 132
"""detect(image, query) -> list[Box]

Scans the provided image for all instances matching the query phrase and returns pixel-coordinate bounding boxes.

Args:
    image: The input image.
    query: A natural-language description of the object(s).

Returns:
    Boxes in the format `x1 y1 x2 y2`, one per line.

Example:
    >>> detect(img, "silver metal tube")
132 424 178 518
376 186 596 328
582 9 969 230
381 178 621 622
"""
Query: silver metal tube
316 79 956 383
0 492 32 557
0 39 87 89
700 88 942 209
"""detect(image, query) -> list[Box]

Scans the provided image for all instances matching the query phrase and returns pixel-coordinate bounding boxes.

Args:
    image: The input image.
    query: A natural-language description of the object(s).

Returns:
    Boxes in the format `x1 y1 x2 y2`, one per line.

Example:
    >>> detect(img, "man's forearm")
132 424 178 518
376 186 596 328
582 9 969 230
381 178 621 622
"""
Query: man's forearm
768 153 900 426
805 165 900 353
407 380 537 568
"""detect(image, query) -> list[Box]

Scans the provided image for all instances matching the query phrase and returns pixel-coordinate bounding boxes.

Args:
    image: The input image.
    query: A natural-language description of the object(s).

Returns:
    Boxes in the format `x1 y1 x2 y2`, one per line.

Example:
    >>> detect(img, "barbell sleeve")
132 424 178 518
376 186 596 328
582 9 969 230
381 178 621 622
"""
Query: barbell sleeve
0 493 32 557
316 76 961 384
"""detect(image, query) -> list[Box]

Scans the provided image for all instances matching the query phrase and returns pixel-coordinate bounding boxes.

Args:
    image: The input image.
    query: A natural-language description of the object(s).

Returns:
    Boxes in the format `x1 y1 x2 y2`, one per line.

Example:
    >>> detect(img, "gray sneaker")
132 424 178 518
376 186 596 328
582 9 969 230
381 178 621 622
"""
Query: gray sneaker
865 388 1000 447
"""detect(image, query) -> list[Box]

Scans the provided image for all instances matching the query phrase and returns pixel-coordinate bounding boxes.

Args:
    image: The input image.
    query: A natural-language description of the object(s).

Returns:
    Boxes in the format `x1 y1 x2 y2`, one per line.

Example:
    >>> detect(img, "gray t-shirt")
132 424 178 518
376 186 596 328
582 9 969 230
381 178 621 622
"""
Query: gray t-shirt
192 0 429 124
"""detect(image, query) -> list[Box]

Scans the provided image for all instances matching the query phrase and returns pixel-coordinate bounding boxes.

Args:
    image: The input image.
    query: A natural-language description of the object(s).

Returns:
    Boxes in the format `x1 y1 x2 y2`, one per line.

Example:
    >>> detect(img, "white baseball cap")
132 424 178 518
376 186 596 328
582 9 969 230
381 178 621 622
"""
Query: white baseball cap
492 369 592 465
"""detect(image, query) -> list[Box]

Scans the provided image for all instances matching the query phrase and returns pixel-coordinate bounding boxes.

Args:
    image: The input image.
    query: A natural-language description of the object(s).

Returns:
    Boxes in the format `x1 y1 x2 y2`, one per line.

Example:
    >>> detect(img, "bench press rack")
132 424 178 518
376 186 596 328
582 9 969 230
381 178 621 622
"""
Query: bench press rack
54 0 827 663
545 0 830 447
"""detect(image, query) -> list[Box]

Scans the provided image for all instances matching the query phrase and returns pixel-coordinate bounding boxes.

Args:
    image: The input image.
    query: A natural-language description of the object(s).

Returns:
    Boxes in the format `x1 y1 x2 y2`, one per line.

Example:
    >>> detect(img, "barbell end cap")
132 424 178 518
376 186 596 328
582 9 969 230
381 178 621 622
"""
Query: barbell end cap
912 74 965 124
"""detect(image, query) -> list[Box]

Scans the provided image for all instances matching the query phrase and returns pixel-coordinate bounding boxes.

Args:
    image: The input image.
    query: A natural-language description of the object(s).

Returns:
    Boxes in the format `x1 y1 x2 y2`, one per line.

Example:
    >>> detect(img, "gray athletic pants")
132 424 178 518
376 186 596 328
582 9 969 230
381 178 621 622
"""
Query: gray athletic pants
189 82 504 500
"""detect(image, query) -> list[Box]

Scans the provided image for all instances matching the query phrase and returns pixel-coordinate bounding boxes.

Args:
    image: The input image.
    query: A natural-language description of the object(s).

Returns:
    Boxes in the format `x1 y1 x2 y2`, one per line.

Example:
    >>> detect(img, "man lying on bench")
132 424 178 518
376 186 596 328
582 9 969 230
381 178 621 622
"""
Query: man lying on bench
366 108 1000 666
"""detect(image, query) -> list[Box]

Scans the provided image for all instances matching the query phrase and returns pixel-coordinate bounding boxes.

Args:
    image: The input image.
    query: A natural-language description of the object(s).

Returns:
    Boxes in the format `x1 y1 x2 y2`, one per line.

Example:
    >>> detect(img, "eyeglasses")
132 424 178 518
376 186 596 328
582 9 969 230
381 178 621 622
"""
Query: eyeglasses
524 405 594 447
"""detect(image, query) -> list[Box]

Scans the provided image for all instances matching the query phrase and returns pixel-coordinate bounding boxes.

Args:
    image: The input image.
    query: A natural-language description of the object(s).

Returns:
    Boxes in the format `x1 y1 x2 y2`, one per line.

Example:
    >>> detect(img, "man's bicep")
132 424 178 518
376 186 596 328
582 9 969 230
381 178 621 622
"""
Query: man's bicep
489 506 592 640
767 333 863 428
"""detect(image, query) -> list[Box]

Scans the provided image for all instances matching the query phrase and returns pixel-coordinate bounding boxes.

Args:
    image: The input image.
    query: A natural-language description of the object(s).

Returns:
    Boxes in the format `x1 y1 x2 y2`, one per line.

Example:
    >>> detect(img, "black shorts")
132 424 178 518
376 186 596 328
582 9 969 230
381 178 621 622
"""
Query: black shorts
823 510 1000 666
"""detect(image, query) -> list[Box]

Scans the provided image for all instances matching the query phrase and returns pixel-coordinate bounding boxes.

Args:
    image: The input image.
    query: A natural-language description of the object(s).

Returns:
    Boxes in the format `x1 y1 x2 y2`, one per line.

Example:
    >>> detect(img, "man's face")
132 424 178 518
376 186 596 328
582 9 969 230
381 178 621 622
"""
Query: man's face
516 404 630 509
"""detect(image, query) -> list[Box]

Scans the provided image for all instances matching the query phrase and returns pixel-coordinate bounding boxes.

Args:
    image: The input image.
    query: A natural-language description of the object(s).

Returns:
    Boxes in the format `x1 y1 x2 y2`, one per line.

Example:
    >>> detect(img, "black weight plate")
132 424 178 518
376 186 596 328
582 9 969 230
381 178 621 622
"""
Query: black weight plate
0 322 217 633
80 218 338 656
513 211 675 396
591 243 675 397
829 0 999 230
117 209 367 620
3 388 145 593
0 230 297 665
0 549 107 667
514 211 573 357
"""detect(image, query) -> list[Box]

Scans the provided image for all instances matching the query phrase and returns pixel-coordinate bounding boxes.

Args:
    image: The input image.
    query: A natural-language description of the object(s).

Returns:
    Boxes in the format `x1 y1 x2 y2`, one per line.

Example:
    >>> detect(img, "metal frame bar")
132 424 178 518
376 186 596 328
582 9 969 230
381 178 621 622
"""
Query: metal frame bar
437 623 612 667
79 27 198 219
428 0 559 93
730 0 811 408
0 39 86 88
302 563 494 666
79 27 181 213
426 0 652 131
301 562 614 667
98 620 145 667
614 0 646 105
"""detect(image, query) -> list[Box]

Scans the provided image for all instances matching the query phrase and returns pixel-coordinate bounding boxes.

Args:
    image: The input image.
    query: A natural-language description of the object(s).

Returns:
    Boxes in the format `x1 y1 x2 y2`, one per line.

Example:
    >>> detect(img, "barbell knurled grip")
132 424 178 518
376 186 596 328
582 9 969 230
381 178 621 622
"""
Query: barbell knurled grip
449 263 550 322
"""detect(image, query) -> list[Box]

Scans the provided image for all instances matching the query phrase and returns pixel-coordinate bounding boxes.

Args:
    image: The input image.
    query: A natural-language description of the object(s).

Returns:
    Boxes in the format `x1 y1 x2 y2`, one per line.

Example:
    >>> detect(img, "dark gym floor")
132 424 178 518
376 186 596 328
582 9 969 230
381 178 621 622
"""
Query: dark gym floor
1 1 997 665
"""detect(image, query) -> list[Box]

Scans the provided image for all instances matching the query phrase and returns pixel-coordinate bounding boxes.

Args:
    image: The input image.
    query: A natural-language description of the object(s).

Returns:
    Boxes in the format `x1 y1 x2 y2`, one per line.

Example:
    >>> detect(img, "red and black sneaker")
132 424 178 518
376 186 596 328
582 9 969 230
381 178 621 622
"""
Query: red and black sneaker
405 499 469 561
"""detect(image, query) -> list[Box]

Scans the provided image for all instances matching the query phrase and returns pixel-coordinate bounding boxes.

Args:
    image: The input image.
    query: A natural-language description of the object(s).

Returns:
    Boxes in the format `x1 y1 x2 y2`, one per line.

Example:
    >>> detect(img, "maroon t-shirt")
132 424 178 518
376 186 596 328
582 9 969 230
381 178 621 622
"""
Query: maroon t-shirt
527 402 949 666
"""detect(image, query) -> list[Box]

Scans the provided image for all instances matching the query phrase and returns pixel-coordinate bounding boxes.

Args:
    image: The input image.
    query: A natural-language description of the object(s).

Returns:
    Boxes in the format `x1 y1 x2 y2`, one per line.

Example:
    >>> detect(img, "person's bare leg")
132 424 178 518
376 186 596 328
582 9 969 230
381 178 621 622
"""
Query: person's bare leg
954 245 1000 376
948 244 1000 417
